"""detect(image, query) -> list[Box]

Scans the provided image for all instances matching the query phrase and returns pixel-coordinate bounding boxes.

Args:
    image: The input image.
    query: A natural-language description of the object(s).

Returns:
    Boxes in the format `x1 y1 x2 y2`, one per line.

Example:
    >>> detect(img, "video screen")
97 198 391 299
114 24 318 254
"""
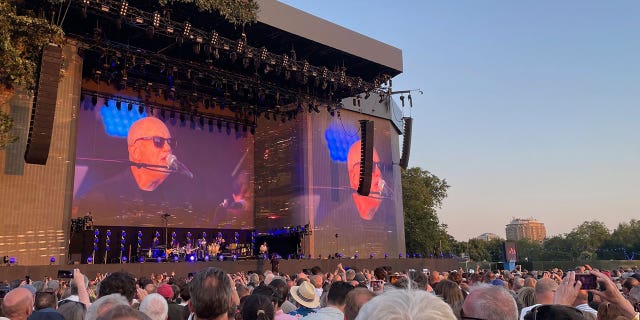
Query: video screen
72 95 254 229
310 110 401 256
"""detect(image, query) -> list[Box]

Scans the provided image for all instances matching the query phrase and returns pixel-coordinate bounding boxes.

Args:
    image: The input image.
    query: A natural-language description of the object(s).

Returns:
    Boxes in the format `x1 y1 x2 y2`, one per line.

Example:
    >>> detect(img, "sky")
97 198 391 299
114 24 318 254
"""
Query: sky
279 0 640 241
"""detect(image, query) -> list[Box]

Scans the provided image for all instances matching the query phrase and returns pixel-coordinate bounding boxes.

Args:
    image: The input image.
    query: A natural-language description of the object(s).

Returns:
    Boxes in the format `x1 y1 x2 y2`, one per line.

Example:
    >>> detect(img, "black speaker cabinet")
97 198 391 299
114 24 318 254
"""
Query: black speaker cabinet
357 120 374 196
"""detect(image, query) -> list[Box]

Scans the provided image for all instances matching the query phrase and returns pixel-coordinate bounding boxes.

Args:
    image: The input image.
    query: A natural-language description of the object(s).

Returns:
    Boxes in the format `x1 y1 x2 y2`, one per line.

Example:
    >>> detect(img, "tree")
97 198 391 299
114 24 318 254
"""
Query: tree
565 221 610 260
0 110 17 149
402 167 450 256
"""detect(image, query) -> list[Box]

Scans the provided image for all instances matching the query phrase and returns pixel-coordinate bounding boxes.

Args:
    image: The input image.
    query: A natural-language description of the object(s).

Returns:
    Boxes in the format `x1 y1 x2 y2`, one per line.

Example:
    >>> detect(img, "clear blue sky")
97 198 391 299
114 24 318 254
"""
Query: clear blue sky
279 0 640 241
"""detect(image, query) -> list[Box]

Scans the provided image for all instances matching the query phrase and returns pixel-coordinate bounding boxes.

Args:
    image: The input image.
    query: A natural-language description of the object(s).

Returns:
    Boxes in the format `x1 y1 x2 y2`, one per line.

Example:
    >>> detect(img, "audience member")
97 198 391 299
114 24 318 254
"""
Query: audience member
343 288 375 320
462 283 518 320
1 287 34 320
86 293 130 320
187 267 234 320
355 289 456 320
139 293 168 320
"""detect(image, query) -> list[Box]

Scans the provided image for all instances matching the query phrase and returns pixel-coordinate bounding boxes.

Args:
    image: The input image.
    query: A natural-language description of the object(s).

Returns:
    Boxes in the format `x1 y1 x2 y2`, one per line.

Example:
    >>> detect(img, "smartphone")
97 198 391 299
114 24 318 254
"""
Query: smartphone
576 273 597 290
371 280 383 292
57 270 73 279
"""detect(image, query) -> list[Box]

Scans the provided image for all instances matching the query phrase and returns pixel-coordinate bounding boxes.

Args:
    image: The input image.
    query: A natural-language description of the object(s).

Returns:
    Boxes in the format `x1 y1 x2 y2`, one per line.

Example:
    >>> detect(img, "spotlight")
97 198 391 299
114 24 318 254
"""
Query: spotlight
87 256 93 264
232 255 238 261
119 1 128 16
384 253 389 259
189 255 196 262
138 256 145 263
370 253 374 259
218 255 224 261
211 31 219 46
398 253 403 258
173 255 179 262
400 95 405 107
49 257 56 264
157 257 162 263
354 253 359 259
204 255 210 262
152 11 160 27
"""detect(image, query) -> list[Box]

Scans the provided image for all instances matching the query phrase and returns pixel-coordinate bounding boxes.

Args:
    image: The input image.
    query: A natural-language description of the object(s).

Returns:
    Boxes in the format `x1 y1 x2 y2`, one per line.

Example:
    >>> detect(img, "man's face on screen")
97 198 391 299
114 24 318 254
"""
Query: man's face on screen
128 117 173 191
347 141 383 220
129 118 172 167
348 141 382 194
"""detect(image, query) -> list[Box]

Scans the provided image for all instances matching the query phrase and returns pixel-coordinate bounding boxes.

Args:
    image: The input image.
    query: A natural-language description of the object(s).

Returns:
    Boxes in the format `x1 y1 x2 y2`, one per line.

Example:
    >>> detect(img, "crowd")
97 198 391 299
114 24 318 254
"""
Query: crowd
1 263 640 320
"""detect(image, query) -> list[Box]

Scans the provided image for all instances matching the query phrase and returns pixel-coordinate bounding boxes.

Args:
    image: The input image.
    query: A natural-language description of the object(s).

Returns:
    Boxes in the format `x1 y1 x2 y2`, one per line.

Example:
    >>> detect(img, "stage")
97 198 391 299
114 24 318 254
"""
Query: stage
0 258 458 281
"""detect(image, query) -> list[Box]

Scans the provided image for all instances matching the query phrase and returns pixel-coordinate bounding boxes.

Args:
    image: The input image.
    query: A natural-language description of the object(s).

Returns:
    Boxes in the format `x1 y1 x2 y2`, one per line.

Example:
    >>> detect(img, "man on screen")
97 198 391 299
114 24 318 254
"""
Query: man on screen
347 140 385 220
127 117 175 191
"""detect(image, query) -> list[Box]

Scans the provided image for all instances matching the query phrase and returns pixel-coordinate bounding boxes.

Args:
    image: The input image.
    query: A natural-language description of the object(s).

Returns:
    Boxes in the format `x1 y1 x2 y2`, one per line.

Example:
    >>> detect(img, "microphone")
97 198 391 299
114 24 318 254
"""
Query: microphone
166 154 194 179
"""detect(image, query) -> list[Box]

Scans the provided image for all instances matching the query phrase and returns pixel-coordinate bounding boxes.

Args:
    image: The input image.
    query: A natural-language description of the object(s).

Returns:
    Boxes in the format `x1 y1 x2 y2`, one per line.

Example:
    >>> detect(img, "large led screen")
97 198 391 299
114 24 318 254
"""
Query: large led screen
72 95 254 229
310 110 402 256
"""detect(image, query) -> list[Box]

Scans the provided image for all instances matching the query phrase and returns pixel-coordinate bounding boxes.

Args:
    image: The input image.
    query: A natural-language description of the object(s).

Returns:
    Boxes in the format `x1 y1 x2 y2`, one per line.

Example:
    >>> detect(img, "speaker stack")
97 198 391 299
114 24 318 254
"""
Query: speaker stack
24 44 62 165
357 120 374 196
399 117 413 169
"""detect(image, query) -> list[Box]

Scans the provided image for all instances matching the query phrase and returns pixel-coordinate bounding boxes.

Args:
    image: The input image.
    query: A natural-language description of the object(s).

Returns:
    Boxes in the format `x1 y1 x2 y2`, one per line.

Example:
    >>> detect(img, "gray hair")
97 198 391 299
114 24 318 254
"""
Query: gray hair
355 289 456 320
462 283 518 320
86 293 129 320
139 293 168 320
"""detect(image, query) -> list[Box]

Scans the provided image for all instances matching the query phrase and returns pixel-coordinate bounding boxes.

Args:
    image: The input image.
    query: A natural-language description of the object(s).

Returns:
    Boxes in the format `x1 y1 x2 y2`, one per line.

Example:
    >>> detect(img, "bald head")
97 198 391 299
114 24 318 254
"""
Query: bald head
534 278 558 304
1 288 34 320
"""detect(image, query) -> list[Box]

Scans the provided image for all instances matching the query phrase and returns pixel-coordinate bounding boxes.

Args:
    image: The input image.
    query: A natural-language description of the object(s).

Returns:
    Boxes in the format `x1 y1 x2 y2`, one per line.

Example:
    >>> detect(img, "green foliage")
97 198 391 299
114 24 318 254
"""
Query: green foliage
565 221 610 260
158 0 259 26
0 110 18 149
0 0 64 92
402 167 450 256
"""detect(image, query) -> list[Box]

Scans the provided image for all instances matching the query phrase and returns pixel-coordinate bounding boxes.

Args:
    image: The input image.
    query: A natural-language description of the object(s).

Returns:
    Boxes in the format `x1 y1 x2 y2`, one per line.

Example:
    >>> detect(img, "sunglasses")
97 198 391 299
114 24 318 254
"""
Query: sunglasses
134 136 176 149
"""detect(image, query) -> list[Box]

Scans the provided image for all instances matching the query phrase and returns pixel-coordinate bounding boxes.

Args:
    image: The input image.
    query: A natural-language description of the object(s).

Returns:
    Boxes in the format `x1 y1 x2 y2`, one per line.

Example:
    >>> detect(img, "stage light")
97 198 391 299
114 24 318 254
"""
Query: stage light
119 1 128 16
204 255 210 262
232 255 238 261
354 253 359 259
218 255 224 261
183 22 191 37
211 31 219 46
157 257 163 263
151 11 160 27
173 255 179 262
369 253 374 259
49 257 56 264
122 256 127 262
189 255 196 262
384 253 389 259
398 253 403 259
87 257 94 264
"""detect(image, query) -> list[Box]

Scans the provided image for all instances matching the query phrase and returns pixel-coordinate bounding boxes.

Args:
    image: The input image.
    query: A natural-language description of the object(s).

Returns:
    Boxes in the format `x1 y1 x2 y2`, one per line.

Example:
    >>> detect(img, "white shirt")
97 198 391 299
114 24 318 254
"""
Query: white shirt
519 304 541 320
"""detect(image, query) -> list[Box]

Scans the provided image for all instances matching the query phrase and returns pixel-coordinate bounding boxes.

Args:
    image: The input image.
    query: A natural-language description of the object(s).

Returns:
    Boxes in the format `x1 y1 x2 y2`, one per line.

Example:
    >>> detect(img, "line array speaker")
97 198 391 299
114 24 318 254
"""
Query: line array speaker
399 117 413 169
357 120 374 196
25 44 62 165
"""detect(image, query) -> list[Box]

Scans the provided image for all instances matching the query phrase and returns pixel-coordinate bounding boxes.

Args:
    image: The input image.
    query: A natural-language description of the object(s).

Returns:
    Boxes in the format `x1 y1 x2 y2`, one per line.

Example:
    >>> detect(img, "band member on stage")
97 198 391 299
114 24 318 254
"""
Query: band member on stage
347 140 385 220
127 117 175 191
259 242 268 255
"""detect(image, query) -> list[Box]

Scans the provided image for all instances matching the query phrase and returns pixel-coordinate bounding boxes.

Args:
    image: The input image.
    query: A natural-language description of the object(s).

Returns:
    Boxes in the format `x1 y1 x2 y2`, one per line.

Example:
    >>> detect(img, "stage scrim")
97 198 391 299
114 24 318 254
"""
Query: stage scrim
72 95 254 229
